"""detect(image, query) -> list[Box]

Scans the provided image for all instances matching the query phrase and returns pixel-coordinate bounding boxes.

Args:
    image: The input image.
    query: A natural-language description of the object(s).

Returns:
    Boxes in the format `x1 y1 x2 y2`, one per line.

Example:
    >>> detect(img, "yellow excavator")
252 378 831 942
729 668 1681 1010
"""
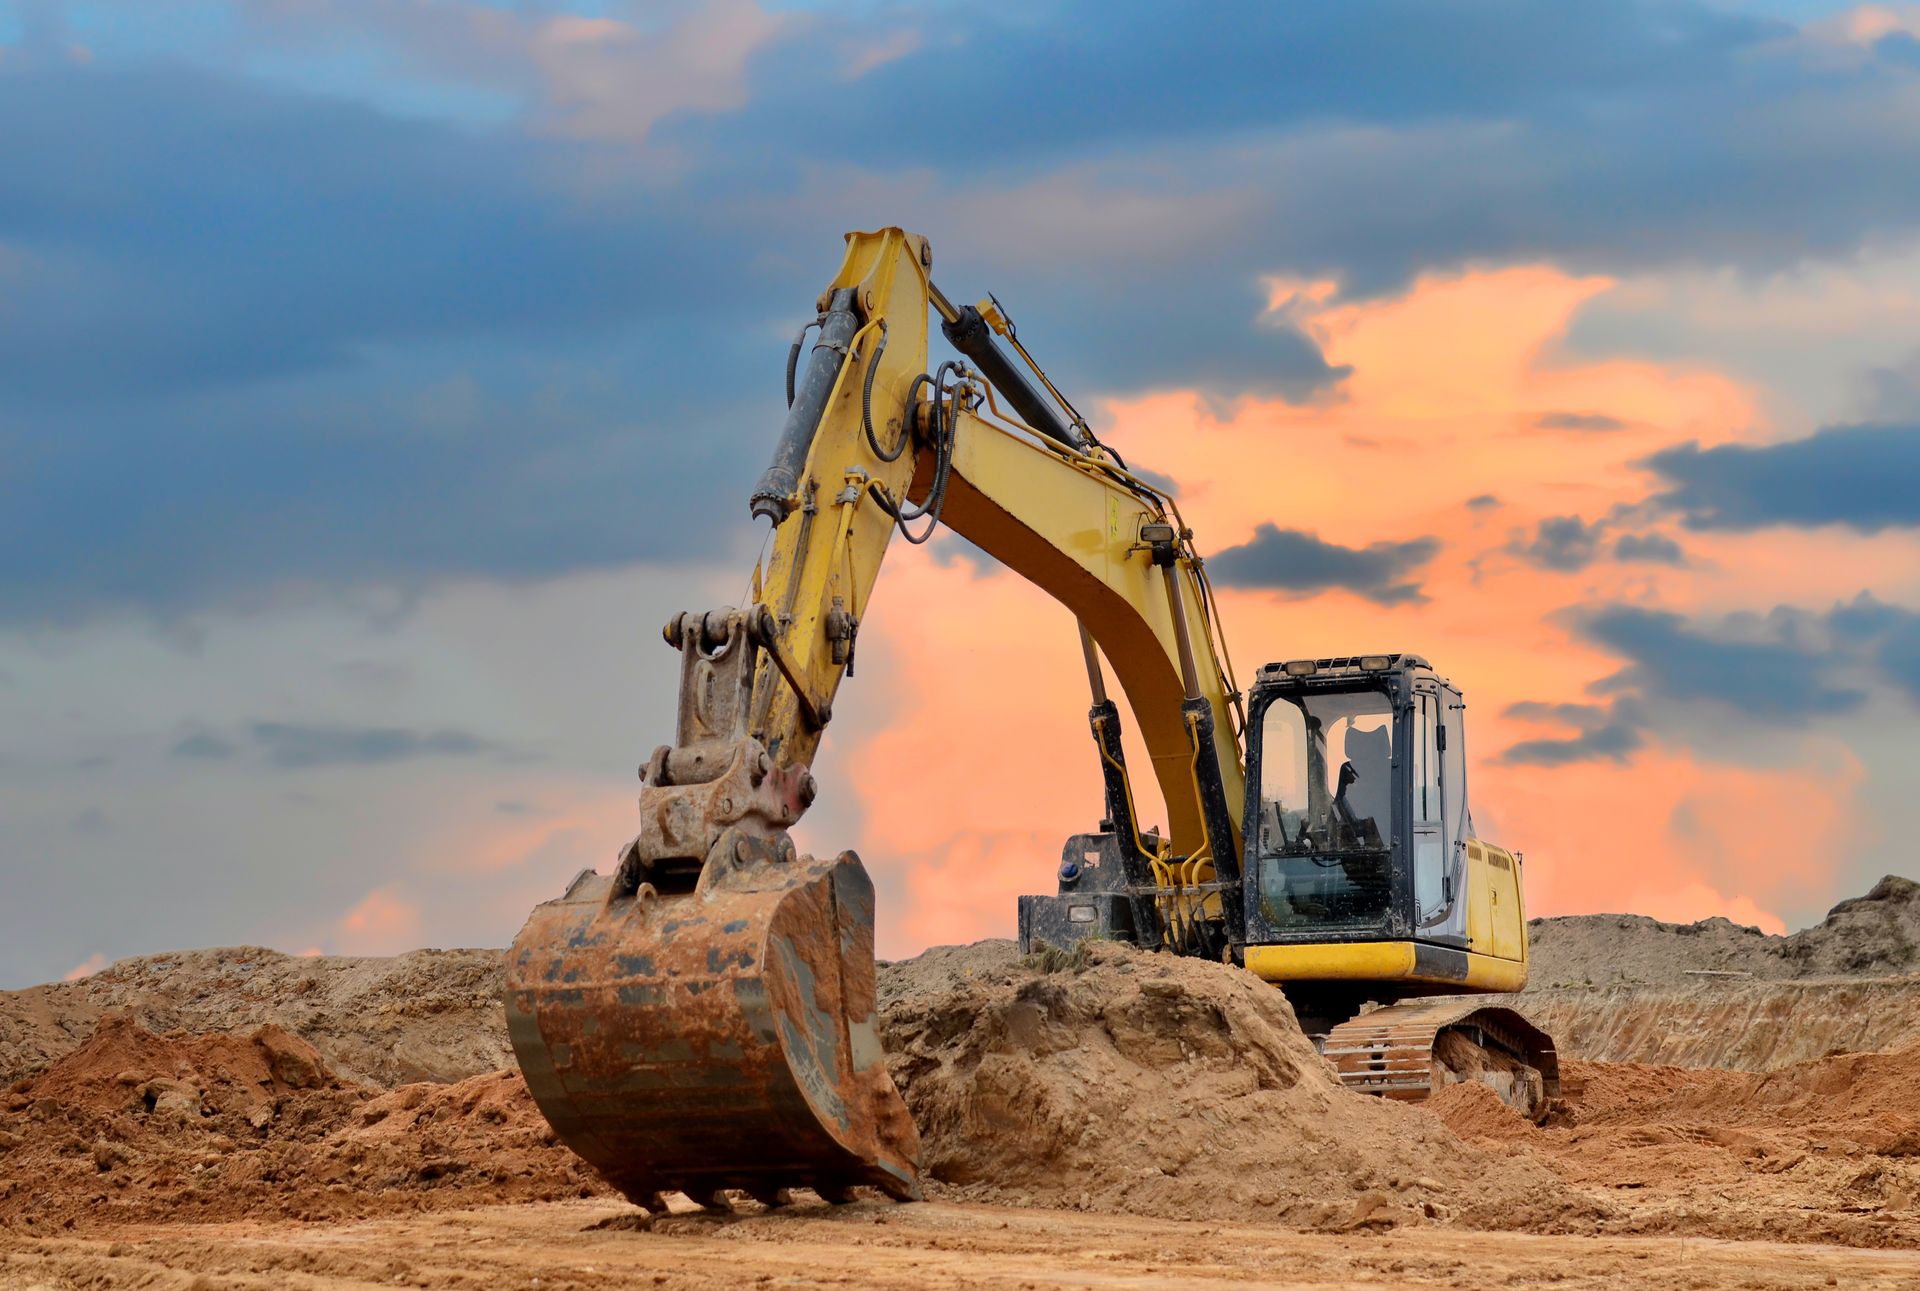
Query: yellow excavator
504 227 1558 1211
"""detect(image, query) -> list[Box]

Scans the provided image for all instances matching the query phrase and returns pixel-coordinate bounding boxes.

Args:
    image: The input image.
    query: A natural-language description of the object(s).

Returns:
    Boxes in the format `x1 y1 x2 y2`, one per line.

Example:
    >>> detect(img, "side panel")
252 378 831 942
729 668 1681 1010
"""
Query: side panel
1464 840 1494 955
1485 843 1527 961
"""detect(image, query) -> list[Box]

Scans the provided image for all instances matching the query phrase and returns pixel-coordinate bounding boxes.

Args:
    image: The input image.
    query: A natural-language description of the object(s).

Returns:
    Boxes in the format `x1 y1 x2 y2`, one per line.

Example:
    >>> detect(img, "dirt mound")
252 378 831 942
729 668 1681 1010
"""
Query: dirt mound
0 1013 600 1233
0 945 508 1088
877 939 1597 1233
1429 1046 1920 1247
1787 875 1920 975
1529 873 1920 988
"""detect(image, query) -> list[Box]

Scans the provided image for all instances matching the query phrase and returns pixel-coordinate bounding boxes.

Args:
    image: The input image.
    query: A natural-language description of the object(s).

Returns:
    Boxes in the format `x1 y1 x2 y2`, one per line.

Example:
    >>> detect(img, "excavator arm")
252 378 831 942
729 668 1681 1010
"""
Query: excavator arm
505 228 1249 1210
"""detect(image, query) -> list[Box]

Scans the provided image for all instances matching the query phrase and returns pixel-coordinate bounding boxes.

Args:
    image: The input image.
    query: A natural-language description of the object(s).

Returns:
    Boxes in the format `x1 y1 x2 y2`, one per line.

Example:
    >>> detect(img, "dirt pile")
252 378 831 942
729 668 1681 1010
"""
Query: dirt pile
0 1013 601 1233
876 939 1596 1233
1429 1045 1920 1247
0 946 508 1088
1529 874 1920 988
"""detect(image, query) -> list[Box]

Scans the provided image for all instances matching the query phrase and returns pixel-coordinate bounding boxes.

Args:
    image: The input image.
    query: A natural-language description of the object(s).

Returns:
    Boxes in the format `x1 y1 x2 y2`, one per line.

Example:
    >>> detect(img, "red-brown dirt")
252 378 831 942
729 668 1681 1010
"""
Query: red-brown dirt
1428 1044 1920 1247
0 1013 605 1234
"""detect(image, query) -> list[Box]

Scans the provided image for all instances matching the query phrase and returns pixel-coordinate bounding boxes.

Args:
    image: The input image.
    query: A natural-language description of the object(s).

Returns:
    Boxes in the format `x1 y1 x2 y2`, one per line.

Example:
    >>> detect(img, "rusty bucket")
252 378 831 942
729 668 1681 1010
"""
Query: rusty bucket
505 839 922 1209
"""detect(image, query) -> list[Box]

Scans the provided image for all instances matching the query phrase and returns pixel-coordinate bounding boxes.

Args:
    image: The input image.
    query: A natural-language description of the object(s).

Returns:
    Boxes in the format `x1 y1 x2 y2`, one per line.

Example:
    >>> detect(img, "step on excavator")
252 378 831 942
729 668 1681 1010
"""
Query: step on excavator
504 228 1560 1212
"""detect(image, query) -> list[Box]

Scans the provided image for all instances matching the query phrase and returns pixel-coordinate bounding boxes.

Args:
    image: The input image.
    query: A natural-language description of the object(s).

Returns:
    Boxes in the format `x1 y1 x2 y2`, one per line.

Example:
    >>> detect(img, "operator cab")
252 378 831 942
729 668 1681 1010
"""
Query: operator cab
1017 648 1529 1022
1243 654 1465 948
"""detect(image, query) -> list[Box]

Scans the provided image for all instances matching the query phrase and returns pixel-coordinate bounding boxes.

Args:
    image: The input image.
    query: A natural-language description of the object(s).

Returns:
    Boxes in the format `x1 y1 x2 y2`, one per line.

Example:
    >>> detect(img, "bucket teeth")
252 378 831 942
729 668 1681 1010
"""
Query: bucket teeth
815 1184 858 1206
746 1187 794 1209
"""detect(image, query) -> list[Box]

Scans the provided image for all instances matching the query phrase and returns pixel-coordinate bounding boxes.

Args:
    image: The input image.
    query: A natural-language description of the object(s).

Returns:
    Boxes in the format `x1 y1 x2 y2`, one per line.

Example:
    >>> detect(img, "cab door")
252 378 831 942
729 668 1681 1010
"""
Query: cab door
1412 688 1447 925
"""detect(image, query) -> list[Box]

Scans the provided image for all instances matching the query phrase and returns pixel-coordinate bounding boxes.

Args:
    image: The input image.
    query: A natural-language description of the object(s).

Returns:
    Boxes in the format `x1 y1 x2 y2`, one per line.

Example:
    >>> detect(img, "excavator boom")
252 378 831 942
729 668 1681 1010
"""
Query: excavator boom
505 229 1245 1208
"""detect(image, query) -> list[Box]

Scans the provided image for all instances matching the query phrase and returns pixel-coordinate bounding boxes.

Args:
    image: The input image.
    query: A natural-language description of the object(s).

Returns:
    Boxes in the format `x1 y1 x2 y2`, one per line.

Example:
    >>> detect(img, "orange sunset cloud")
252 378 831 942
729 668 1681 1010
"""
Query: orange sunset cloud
830 264 1872 956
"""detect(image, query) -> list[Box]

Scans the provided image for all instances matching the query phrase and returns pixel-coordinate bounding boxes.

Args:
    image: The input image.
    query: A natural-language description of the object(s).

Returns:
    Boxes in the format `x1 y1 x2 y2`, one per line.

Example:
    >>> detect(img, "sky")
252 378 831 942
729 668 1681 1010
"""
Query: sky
3 0 1919 987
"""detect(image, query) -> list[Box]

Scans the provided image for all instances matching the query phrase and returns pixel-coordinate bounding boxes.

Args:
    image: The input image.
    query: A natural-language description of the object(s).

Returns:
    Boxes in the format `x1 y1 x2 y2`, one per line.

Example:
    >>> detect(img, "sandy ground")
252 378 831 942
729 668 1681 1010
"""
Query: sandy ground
5 876 1919 1288
4 1197 1918 1291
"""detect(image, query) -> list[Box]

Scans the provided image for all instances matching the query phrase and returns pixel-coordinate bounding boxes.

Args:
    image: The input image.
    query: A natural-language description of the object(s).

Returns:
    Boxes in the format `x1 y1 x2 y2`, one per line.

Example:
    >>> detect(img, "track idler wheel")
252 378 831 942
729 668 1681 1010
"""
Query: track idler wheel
505 833 922 1209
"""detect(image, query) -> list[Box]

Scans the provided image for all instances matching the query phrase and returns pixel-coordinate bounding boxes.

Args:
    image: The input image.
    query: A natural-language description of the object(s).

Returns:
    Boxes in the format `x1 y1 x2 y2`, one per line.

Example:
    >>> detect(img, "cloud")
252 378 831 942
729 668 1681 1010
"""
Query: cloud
681 1 1920 297
1859 349 1920 419
333 885 421 955
1515 515 1606 571
171 731 237 760
10 1 1920 626
1500 719 1645 766
1499 698 1646 766
0 57 757 626
1881 616 1920 704
527 3 787 144
1534 411 1626 432
1583 604 1868 722
1499 592 1920 766
1827 591 1920 704
495 800 552 818
61 952 107 981
1207 524 1438 604
248 722 516 769
1644 422 1920 532
1511 512 1688 571
1466 494 1501 511
1128 464 1182 497
1613 531 1687 564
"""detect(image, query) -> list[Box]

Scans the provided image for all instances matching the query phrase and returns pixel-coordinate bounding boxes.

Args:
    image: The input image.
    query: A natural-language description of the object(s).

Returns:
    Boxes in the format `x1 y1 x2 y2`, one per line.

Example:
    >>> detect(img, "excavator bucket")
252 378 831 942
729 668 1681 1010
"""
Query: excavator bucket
501 607 920 1208
505 843 922 1208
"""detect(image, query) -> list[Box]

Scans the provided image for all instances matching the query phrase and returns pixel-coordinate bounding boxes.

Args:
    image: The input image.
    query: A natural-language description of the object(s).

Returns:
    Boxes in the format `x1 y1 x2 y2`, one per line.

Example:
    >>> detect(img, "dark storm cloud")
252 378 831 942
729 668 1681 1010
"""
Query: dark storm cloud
1582 605 1867 721
1511 512 1687 571
1644 423 1920 533
1516 516 1607 571
697 0 1784 179
1495 593 1920 766
1499 719 1645 767
1612 532 1687 565
247 722 518 770
1208 525 1438 605
690 1 1920 294
0 58 774 625
1826 593 1920 706
8 1 1920 625
0 64 715 404
1499 698 1646 766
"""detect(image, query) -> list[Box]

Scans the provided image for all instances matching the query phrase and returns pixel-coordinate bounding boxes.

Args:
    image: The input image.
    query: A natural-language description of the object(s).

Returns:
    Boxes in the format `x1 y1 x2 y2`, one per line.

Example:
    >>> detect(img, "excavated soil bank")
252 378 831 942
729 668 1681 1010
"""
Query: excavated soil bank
7 875 1915 1088
0 947 507 1088
1527 874 1920 988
